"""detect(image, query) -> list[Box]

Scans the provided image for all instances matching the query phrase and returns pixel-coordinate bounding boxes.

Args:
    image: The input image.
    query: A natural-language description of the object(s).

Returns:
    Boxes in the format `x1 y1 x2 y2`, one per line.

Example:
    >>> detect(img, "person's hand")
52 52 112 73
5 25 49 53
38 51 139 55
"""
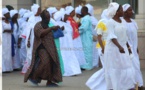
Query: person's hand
11 30 13 33
93 35 97 42
27 41 30 48
137 49 139 54
52 26 60 31
119 46 125 53
1 17 5 20
102 48 104 54
78 23 81 27
128 47 132 55
61 26 65 31
18 43 21 48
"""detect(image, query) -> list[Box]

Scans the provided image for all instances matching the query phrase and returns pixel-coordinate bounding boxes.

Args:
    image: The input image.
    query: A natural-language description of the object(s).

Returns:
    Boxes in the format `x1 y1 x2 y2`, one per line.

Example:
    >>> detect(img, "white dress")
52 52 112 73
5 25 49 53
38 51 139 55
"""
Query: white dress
125 19 143 87
73 34 86 66
86 19 108 90
21 16 41 74
96 19 108 66
104 19 136 90
59 21 82 76
2 21 13 72
13 23 21 69
0 29 1 52
19 21 27 66
67 20 86 67
91 16 99 67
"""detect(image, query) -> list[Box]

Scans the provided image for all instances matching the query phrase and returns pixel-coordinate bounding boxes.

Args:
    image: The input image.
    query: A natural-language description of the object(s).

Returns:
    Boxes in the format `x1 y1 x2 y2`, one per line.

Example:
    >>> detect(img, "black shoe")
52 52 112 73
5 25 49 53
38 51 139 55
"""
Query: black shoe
138 86 145 90
3 71 12 73
13 68 21 71
81 68 86 71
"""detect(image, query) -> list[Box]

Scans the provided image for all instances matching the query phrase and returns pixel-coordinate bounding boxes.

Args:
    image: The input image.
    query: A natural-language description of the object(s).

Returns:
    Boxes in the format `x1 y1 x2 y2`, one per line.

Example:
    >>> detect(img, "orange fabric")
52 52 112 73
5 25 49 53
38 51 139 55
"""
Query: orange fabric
68 17 80 39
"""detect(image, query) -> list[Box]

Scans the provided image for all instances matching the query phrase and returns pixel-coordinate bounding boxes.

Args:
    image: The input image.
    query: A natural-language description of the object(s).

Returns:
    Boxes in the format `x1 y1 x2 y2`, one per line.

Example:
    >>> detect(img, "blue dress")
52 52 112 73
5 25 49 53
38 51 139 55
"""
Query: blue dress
79 15 93 70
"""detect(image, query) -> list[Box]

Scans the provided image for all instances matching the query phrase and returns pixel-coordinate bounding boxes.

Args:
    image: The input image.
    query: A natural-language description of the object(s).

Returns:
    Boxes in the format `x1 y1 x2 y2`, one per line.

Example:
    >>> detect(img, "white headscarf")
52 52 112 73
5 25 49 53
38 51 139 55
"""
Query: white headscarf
60 8 65 21
122 3 135 13
23 12 34 21
54 11 64 21
60 8 65 12
122 4 131 12
101 9 110 20
47 7 58 17
26 10 31 13
75 5 82 15
19 8 27 18
10 10 18 18
85 3 94 16
2 8 9 15
65 6 74 15
107 2 119 18
31 4 40 15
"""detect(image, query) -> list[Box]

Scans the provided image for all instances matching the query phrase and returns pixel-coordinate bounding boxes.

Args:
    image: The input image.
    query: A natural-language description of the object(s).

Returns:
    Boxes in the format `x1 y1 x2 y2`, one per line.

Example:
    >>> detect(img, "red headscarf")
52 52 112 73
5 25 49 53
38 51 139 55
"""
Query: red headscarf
68 17 80 39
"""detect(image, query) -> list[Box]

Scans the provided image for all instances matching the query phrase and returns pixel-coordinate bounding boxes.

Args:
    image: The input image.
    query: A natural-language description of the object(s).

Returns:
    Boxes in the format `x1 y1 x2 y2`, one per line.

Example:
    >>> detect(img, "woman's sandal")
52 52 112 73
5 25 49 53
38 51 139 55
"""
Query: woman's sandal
46 83 58 87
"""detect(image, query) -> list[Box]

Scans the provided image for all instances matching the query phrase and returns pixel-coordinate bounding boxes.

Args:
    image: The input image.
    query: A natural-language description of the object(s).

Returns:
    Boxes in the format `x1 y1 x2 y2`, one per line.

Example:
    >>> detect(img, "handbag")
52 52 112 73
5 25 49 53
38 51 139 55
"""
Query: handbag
53 28 64 38
48 22 64 39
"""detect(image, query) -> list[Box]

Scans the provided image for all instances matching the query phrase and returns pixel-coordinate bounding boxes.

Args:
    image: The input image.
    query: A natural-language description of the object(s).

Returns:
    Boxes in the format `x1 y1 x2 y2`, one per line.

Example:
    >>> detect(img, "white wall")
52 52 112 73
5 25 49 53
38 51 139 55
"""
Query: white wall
2 0 18 9
136 0 145 63
2 0 33 10
17 0 33 10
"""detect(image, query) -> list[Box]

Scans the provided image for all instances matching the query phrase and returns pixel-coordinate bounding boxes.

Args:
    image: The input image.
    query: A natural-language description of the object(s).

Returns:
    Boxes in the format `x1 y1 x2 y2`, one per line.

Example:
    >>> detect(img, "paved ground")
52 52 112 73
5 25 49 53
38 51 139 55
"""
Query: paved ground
2 68 145 90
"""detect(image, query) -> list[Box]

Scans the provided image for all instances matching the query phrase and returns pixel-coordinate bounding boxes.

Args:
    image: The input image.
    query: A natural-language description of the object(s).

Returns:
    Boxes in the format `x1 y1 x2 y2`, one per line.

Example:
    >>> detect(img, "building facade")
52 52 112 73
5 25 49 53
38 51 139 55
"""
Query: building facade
2 0 145 68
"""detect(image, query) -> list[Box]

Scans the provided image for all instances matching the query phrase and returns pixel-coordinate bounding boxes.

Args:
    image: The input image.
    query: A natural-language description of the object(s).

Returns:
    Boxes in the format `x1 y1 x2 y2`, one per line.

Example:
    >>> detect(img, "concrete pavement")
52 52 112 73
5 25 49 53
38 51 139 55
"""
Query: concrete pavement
2 68 145 90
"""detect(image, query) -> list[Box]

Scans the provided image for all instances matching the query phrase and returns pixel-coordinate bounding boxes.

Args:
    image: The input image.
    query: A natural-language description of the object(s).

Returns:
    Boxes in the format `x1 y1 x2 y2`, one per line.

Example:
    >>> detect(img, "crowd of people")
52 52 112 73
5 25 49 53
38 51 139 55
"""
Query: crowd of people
2 2 144 90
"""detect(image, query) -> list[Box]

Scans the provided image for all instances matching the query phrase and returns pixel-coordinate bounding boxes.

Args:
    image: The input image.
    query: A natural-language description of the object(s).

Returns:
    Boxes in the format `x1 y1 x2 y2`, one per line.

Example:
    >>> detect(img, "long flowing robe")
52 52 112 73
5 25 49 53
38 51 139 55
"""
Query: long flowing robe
24 22 62 83
48 19 64 75
2 21 13 72
90 16 99 67
86 19 108 90
21 16 41 74
104 19 136 90
125 19 143 87
58 21 81 76
13 22 21 69
18 20 27 66
68 17 86 67
79 15 93 70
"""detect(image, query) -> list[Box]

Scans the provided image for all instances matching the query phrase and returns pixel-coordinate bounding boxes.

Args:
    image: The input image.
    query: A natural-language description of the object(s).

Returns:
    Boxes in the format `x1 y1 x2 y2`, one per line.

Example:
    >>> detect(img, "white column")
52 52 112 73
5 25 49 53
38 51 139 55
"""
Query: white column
36 0 40 5
0 0 2 77
109 0 112 3
135 0 145 32
138 0 145 14
71 0 74 7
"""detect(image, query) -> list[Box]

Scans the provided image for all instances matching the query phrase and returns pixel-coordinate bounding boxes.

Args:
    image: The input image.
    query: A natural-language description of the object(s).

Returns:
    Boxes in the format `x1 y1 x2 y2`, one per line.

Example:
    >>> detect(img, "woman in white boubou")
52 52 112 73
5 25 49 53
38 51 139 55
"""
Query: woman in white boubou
104 2 136 90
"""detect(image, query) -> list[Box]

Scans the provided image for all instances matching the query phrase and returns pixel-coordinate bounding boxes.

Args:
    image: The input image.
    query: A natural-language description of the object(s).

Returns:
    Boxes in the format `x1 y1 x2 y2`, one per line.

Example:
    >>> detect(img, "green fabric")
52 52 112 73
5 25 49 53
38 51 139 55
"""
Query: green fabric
48 22 64 75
